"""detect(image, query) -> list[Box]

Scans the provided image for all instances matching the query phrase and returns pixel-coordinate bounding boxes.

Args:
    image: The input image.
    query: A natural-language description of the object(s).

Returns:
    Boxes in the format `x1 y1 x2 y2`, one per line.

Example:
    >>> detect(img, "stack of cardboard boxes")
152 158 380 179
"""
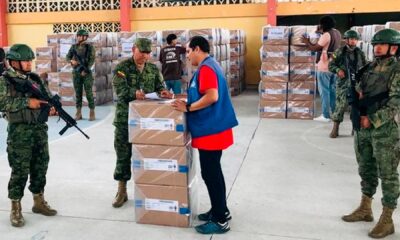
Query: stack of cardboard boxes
259 25 317 119
288 26 318 120
259 26 290 118
128 100 198 227
39 33 116 106
229 29 246 96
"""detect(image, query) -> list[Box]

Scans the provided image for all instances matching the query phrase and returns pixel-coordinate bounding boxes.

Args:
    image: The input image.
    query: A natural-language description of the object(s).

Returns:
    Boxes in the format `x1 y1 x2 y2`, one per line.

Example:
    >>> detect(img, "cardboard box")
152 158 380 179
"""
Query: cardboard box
136 31 162 46
288 81 315 101
259 81 287 101
118 32 136 43
35 60 57 73
229 29 241 44
132 143 195 187
59 82 75 97
260 62 289 82
262 26 290 45
57 60 74 72
47 34 59 47
260 45 289 64
290 63 316 82
87 33 108 48
188 28 219 46
36 46 57 60
230 43 241 58
259 99 286 119
128 100 189 146
287 101 314 120
290 46 316 63
134 178 198 227
290 25 320 46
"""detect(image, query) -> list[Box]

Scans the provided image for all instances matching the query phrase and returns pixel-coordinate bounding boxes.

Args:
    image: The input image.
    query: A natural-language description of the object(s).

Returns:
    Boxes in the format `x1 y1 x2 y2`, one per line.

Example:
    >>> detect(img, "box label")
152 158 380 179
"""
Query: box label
263 89 286 95
293 51 312 57
294 69 311 75
267 28 286 40
145 198 179 213
140 118 175 131
265 52 285 58
264 71 287 77
263 107 285 113
143 158 178 172
121 42 134 52
289 107 312 113
291 89 312 95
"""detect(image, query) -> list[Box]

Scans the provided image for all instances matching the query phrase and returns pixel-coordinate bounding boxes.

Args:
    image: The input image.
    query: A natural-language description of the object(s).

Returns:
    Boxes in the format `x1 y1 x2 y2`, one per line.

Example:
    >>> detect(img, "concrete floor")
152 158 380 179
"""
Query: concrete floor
0 90 398 240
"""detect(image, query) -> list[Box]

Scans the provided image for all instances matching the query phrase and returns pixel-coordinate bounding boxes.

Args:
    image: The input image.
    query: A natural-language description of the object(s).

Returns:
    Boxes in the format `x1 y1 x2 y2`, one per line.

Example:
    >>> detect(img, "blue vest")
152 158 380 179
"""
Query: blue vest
186 56 238 138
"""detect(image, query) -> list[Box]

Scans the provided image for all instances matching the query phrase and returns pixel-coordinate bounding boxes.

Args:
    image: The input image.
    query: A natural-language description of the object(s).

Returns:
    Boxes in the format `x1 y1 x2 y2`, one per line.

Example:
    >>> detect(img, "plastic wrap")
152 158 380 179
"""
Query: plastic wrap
385 22 400 31
136 31 163 46
288 81 315 101
47 34 59 47
230 30 240 44
259 99 286 119
35 60 57 73
260 62 289 82
260 45 289 64
287 101 314 120
161 30 189 47
290 63 316 82
36 47 56 60
261 26 290 45
87 33 107 47
188 28 219 46
259 81 287 101
290 46 316 63
290 25 320 46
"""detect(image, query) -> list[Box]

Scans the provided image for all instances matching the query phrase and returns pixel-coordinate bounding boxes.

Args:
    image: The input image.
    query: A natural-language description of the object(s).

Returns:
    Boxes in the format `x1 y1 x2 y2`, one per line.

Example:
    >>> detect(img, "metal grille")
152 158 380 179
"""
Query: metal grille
53 22 121 33
7 0 121 13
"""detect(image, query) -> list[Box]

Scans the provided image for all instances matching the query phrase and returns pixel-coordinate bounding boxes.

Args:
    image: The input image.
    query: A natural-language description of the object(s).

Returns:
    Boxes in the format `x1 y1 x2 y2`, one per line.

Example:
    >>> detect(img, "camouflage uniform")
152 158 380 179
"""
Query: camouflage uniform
112 40 165 182
66 42 96 109
354 56 400 208
329 46 367 122
0 69 52 200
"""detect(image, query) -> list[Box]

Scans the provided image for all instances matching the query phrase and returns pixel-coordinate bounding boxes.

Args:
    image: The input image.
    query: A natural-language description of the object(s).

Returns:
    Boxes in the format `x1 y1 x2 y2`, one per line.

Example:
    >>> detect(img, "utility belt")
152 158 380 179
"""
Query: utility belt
5 107 49 124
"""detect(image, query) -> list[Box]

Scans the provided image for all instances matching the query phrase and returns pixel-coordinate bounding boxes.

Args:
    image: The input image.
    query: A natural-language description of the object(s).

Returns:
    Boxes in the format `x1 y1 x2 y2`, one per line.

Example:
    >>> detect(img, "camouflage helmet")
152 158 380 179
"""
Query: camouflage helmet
6 44 35 61
77 29 89 36
343 30 360 40
371 28 400 45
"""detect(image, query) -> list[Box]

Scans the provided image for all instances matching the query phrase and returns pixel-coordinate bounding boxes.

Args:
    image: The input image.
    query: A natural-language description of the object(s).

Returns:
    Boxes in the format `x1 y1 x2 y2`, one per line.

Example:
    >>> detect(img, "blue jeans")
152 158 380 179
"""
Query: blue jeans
165 80 182 94
316 71 337 118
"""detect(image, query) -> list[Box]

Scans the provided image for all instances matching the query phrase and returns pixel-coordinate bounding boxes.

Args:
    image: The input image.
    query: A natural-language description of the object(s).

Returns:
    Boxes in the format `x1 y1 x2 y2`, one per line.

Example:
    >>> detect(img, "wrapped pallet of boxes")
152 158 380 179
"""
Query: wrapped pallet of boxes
229 29 246 96
288 26 318 120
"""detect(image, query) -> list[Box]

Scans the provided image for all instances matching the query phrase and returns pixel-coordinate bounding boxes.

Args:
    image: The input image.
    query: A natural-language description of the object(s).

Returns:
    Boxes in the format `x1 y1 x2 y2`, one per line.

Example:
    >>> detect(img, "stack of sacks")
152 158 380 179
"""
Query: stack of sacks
45 33 116 106
229 29 246 96
128 99 198 227
161 30 189 92
259 26 290 118
287 25 318 120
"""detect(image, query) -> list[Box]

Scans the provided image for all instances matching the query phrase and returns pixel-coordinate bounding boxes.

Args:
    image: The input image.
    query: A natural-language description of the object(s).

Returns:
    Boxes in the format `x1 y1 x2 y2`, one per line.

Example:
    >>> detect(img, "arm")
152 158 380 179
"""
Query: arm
328 49 343 74
368 71 400 128
188 89 218 111
66 45 74 62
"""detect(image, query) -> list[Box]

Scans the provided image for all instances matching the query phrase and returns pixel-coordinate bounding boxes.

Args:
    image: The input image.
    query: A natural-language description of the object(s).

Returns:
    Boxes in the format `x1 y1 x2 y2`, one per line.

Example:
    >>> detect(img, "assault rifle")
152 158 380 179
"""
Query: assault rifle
3 71 90 139
71 47 90 74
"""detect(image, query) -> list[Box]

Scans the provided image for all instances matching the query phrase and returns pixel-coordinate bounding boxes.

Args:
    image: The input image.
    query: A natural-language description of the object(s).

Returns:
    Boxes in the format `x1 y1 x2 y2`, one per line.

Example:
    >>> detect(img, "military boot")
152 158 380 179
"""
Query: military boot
329 121 340 138
368 206 395 238
32 193 57 216
89 109 95 121
342 194 373 222
75 107 82 120
10 200 24 227
112 181 128 208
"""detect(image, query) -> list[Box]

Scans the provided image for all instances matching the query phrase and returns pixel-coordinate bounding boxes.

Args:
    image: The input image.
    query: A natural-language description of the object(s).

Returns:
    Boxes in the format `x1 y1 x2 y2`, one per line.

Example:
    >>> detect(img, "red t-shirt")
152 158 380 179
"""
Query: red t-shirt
191 65 234 150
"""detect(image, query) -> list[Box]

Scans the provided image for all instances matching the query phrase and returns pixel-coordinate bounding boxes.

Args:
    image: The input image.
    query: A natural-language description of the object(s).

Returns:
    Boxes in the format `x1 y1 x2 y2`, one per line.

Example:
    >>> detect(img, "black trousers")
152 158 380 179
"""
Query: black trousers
198 149 228 223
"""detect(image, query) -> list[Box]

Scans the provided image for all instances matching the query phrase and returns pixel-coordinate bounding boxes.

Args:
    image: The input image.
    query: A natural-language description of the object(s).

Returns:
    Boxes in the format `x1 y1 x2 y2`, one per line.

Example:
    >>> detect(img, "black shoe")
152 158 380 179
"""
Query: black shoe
198 209 232 221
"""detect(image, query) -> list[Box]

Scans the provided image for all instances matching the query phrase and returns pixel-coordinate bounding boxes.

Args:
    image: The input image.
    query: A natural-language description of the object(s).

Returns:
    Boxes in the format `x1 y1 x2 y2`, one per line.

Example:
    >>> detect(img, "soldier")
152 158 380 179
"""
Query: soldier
0 47 5 74
66 29 96 121
111 38 172 208
342 29 400 238
0 44 57 227
328 30 367 138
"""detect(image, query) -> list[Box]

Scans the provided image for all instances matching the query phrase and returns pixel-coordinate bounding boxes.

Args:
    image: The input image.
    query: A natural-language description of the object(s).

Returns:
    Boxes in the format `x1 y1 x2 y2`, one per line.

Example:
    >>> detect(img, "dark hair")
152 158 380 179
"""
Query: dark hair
166 34 177 45
0 48 5 61
189 36 210 53
319 15 336 32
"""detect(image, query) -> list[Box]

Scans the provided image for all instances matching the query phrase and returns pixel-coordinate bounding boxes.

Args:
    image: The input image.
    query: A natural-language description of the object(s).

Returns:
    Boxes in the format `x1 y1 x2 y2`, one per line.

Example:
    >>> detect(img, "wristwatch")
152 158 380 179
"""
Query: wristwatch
186 103 191 112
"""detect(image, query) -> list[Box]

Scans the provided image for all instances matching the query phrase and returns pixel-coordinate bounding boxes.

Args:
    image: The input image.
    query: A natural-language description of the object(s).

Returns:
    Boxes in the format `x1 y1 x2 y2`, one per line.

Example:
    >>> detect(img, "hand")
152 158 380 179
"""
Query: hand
28 98 47 109
301 35 310 44
80 71 87 77
171 99 187 112
160 90 173 99
135 90 145 100
360 116 371 129
337 69 345 79
358 91 364 99
71 59 78 67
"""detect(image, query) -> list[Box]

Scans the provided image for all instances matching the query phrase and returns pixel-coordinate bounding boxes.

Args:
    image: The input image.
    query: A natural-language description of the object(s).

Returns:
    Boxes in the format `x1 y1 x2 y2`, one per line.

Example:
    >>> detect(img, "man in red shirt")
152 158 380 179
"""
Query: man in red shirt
172 36 238 234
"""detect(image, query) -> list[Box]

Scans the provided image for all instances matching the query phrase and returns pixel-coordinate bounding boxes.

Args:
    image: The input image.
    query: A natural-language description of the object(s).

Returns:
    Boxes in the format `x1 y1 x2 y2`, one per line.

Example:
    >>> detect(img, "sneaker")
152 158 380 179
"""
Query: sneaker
314 115 331 123
198 209 232 221
195 220 230 234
